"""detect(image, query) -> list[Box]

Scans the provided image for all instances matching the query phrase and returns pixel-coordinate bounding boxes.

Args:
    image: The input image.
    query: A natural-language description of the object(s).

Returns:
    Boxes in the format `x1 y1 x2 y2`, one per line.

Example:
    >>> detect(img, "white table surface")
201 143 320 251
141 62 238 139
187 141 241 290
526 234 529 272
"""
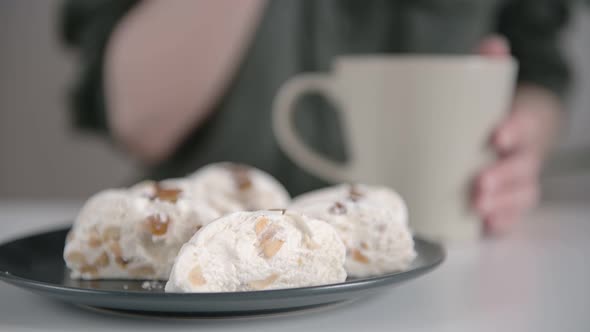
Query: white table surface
0 199 589 332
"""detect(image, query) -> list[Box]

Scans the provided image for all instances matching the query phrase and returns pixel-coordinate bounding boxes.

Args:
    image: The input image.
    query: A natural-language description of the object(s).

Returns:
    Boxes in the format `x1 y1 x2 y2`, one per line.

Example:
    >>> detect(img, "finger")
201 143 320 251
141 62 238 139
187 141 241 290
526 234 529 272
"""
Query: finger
476 35 511 57
491 109 537 154
476 153 541 196
476 181 539 218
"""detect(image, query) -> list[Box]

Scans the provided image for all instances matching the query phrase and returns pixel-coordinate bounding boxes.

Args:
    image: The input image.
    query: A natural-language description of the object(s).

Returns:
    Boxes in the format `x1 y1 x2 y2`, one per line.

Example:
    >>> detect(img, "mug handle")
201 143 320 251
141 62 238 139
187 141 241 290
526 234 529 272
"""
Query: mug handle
272 73 356 183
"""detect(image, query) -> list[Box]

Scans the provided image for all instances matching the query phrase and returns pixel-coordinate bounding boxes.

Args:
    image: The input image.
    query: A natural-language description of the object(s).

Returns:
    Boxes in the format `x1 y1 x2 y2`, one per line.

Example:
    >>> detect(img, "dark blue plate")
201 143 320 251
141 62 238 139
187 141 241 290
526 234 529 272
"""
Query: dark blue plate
0 227 444 317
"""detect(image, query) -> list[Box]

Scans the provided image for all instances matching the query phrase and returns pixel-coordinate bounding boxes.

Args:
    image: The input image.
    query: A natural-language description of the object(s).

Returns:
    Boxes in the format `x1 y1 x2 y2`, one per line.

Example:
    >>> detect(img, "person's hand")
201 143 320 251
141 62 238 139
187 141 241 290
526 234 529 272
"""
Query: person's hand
472 36 563 235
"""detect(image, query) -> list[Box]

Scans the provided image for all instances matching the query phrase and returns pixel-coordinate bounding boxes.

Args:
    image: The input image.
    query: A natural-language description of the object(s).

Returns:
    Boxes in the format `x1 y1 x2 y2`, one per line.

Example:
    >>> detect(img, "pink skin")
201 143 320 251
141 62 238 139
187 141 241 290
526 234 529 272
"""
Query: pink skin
474 36 562 235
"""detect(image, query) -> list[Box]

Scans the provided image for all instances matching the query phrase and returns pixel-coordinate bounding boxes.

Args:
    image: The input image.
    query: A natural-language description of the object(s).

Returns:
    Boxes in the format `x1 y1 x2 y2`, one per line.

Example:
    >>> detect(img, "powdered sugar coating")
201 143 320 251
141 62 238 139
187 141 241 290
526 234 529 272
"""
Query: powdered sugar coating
165 210 346 292
291 184 407 225
291 185 415 277
187 163 291 214
64 183 220 280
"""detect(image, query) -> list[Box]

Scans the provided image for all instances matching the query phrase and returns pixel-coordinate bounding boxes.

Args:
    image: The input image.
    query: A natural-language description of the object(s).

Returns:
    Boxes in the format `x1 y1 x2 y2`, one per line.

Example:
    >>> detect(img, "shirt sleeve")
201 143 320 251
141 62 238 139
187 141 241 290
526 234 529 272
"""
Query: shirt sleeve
497 0 572 99
60 0 139 133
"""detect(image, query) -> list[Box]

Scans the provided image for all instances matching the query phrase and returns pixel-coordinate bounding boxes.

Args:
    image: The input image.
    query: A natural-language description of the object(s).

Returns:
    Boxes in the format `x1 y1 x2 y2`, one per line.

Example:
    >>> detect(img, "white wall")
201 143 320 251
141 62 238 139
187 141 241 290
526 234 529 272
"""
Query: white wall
0 0 138 198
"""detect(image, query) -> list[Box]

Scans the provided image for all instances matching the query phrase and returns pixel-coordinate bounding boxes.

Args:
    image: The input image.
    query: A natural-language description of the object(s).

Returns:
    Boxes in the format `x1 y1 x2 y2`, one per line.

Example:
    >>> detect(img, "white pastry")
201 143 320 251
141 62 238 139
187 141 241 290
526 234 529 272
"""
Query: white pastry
64 182 220 280
129 178 192 198
165 210 347 292
187 163 291 214
291 184 407 225
291 198 416 277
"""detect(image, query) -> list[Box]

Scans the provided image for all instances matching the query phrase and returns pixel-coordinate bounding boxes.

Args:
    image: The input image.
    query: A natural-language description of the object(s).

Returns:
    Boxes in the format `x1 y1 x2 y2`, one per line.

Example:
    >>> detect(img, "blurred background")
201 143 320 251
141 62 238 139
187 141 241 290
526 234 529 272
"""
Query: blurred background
0 0 138 198
0 0 589 199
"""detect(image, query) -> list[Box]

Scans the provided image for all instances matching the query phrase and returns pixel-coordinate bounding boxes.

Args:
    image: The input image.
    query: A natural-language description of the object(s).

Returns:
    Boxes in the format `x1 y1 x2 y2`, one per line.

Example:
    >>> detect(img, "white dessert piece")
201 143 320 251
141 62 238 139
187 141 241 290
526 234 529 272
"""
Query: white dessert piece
291 186 416 277
64 181 220 280
165 210 347 292
187 163 291 214
291 183 408 225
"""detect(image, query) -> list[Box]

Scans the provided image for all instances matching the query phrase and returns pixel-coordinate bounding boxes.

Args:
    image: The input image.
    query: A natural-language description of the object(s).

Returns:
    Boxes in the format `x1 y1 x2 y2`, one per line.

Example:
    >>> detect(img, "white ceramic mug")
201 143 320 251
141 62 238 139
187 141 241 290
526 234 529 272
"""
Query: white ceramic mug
273 56 517 242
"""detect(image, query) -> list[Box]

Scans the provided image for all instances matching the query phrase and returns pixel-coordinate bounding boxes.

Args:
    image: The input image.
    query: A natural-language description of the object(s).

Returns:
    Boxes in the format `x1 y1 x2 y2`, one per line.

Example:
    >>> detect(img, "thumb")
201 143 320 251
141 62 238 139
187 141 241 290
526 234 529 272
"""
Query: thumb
476 35 510 58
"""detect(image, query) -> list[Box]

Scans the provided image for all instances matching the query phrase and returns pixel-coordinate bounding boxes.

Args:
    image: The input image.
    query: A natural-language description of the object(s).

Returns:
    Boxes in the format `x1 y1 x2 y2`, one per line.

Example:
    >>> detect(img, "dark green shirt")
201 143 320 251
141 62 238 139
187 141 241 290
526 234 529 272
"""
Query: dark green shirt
61 0 571 195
